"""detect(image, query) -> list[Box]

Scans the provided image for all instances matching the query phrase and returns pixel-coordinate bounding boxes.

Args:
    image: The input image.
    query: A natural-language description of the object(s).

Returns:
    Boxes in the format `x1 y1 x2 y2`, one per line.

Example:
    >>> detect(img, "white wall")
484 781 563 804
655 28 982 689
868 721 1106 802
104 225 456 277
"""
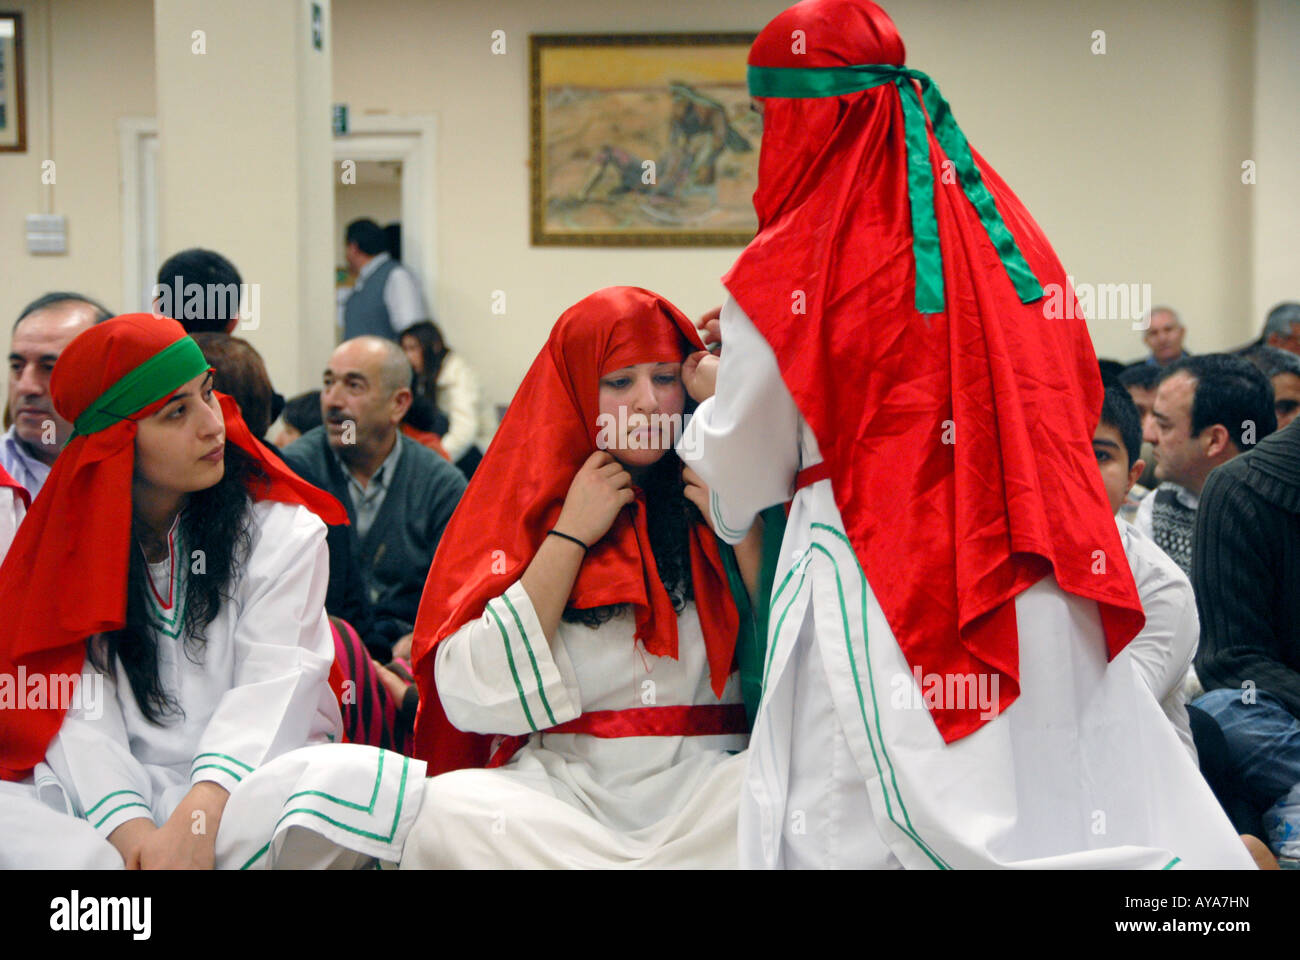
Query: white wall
332 0 1276 414
0 1 1290 412
0 0 155 344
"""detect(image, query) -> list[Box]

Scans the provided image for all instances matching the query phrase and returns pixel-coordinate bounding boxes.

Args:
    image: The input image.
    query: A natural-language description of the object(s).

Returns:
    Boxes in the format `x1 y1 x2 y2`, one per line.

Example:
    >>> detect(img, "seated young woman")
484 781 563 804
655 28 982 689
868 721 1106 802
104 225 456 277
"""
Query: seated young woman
401 286 769 869
0 314 421 869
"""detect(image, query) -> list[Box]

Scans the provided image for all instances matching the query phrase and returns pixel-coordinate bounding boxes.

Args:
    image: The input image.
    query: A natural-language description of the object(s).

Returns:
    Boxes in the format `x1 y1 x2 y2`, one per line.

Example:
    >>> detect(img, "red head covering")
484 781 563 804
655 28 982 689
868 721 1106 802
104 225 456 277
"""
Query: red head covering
0 314 348 781
410 286 740 774
725 0 1145 742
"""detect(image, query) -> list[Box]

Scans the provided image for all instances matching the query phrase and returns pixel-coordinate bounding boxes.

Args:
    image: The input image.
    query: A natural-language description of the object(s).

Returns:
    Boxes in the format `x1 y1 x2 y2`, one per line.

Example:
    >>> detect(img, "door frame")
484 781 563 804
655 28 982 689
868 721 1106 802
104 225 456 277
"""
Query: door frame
118 113 440 318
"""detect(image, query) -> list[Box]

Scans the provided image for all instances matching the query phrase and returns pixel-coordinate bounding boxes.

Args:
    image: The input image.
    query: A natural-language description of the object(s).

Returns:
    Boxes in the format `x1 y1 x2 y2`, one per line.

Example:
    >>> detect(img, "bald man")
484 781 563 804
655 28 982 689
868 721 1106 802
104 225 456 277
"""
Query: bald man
281 336 466 657
1140 306 1191 368
3 292 111 499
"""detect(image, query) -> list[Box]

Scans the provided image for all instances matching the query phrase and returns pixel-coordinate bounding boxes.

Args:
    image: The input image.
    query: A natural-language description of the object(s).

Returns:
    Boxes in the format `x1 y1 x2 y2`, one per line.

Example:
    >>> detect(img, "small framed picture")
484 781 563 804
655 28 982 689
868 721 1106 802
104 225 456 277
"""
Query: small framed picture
0 12 26 153
530 32 760 247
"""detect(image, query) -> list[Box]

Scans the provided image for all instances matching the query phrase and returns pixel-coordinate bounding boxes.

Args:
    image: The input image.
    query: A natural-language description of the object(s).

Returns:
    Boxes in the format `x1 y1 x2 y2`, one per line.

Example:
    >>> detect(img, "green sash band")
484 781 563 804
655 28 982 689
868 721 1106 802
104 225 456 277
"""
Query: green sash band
748 64 1044 314
71 336 211 437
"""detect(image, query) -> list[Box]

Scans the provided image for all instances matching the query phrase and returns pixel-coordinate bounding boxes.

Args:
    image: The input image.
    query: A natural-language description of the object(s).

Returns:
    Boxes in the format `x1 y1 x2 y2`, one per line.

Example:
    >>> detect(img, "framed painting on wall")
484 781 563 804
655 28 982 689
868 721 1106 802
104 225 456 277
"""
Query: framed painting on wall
530 32 760 247
0 12 25 153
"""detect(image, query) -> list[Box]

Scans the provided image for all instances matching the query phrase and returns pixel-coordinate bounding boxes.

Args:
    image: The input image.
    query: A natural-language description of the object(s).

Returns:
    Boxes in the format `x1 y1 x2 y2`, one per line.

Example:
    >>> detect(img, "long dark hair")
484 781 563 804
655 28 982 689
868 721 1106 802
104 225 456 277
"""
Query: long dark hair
561 449 701 630
88 443 262 723
402 321 449 396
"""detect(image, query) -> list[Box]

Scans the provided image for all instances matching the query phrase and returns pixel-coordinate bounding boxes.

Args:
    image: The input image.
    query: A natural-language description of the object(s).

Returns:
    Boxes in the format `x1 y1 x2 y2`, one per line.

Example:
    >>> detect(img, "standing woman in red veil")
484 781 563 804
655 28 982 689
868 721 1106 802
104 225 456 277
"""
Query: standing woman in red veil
678 0 1255 869
402 286 770 868
0 315 425 869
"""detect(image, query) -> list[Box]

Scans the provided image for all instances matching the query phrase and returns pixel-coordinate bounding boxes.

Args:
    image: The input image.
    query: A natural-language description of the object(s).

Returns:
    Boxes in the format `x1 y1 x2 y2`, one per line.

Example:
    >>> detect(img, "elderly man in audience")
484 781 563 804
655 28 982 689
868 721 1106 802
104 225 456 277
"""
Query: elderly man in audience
3 292 111 500
282 336 466 660
1138 306 1191 369
1138 354 1276 578
1192 416 1300 860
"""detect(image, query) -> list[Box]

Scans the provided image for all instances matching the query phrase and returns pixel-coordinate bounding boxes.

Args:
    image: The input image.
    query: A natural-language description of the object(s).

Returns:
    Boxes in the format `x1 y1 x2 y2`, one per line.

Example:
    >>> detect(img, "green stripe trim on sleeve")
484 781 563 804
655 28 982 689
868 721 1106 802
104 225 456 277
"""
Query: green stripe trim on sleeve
94 801 152 830
84 788 146 817
191 763 244 783
487 601 537 732
501 592 558 727
192 752 254 772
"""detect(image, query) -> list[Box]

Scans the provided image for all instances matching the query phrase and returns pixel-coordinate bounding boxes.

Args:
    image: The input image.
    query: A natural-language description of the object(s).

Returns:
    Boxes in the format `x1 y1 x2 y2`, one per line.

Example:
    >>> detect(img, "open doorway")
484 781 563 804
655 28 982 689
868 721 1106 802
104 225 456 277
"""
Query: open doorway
118 114 439 337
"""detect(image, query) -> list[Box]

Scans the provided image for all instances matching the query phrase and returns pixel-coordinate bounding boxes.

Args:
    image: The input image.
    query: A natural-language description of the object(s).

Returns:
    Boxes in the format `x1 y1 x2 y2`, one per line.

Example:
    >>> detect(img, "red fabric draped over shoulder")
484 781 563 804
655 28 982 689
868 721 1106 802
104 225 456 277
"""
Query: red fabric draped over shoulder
725 0 1144 742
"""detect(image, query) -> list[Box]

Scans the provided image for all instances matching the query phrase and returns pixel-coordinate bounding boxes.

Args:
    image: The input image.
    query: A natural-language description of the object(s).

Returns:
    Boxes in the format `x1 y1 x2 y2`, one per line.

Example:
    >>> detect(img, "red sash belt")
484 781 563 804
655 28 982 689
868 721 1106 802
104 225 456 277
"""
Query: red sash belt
794 461 830 493
485 703 748 768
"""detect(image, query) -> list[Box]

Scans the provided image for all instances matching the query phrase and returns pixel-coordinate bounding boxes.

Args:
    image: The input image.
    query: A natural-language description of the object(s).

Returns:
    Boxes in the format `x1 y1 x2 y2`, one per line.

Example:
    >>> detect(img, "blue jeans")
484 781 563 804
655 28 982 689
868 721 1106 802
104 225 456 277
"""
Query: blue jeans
1194 688 1300 814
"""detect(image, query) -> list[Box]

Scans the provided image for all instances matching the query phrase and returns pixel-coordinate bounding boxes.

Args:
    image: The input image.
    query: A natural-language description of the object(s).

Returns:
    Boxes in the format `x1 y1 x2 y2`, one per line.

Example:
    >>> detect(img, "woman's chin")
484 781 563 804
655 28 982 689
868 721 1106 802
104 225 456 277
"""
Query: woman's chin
611 446 668 470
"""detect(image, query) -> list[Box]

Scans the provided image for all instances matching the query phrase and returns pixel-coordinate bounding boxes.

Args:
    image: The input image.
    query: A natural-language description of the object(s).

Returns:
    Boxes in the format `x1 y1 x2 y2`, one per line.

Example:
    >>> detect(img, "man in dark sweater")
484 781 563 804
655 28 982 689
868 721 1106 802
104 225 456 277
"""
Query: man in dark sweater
282 336 466 659
1192 419 1300 847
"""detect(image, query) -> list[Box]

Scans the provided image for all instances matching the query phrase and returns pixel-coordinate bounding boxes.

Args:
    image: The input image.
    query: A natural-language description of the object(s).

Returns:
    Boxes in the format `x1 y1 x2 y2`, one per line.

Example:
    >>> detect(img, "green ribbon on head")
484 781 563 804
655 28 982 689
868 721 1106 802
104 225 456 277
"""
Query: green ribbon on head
71 336 212 437
748 63 1044 314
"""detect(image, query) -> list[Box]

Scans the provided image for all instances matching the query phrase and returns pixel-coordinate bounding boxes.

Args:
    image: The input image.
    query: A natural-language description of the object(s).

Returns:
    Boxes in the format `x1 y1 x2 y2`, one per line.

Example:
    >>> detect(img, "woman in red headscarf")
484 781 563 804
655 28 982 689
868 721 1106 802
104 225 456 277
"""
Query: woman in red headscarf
677 0 1255 869
0 314 425 870
401 287 767 868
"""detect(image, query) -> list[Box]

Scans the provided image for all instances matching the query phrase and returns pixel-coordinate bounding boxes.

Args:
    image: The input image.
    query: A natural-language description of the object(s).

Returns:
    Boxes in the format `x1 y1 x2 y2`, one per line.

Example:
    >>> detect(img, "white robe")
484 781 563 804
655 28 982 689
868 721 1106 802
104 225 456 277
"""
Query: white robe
0 500 424 869
676 297 1254 870
1113 516 1199 765
400 581 747 868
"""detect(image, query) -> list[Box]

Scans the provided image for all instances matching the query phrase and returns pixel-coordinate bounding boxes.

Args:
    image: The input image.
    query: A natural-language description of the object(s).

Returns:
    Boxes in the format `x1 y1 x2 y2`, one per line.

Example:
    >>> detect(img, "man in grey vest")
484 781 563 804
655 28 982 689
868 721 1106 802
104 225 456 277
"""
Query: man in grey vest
342 218 430 341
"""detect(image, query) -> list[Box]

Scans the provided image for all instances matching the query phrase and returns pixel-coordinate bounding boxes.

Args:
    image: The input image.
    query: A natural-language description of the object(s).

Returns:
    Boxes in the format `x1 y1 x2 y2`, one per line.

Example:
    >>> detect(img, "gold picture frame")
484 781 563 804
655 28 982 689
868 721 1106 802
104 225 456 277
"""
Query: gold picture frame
0 12 26 153
530 32 759 247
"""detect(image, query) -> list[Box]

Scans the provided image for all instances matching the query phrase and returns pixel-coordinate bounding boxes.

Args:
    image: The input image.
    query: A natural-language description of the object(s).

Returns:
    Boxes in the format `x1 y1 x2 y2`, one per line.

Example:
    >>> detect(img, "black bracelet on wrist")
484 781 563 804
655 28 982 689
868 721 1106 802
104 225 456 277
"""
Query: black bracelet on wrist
547 528 589 553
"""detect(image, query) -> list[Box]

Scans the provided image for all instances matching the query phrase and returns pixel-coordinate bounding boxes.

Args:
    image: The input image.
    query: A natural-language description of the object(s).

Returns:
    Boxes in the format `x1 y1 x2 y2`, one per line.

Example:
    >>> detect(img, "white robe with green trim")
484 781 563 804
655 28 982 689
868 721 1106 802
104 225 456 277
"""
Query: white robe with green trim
0 500 424 869
399 583 748 868
676 298 1254 870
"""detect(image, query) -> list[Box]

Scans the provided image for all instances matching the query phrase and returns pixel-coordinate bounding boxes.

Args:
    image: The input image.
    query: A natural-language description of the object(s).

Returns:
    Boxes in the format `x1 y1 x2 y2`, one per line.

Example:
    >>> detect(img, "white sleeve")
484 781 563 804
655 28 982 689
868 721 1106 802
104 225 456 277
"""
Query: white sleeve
676 297 801 544
384 265 430 335
44 654 157 838
1119 542 1199 704
434 580 581 736
0 487 25 565
436 353 482 463
189 504 342 792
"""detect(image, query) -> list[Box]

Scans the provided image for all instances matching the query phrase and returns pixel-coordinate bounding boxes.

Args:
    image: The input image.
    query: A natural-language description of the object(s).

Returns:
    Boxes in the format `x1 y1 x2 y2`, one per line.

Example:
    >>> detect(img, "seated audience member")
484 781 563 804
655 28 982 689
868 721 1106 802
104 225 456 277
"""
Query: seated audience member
1093 387 1196 763
154 248 246 335
341 219 429 343
282 336 466 659
1244 345 1300 430
1251 301 1300 357
3 293 111 499
273 390 322 448
400 321 489 479
1119 362 1161 492
1192 417 1300 856
0 314 357 868
1137 354 1276 577
1136 306 1190 369
403 287 764 868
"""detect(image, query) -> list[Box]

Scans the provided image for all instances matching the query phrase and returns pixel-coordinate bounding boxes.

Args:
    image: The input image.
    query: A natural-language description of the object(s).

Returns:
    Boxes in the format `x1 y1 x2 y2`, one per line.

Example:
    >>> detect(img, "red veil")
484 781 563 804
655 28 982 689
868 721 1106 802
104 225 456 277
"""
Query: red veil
410 287 741 775
725 0 1144 742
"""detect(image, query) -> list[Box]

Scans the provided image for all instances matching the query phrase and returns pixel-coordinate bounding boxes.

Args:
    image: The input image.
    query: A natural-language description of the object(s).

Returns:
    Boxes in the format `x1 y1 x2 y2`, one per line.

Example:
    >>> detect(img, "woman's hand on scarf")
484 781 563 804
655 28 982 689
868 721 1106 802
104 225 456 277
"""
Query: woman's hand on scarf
682 350 719 403
555 451 635 547
682 466 715 535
